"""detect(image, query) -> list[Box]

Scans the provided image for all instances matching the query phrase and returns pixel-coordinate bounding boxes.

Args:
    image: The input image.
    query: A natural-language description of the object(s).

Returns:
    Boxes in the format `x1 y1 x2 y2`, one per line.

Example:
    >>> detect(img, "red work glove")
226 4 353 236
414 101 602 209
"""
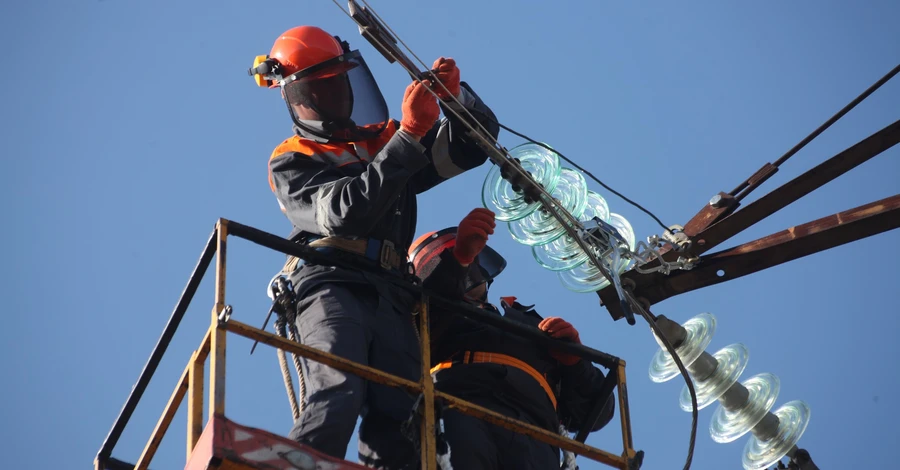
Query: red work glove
539 317 582 366
400 80 440 138
453 208 496 265
431 57 460 99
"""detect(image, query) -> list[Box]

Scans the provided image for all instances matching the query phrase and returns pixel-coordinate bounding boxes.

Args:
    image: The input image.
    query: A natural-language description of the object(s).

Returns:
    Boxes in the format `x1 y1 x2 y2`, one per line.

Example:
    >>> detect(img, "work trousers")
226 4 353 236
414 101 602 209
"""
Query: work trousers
287 275 422 470
435 365 560 470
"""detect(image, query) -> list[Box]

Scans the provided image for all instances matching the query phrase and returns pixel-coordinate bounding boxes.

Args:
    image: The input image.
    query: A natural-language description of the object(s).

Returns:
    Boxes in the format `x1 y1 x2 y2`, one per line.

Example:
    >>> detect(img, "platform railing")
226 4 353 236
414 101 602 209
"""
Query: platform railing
94 218 640 470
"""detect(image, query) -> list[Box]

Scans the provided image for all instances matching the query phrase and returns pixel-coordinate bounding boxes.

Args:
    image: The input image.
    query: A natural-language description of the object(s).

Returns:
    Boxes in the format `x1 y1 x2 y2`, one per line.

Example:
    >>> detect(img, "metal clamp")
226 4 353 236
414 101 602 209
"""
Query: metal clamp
253 276 296 355
661 224 692 252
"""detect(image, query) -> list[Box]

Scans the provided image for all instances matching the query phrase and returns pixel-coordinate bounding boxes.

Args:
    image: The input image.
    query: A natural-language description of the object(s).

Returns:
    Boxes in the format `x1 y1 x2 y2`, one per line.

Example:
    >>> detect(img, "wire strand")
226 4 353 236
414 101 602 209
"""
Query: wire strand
731 62 900 200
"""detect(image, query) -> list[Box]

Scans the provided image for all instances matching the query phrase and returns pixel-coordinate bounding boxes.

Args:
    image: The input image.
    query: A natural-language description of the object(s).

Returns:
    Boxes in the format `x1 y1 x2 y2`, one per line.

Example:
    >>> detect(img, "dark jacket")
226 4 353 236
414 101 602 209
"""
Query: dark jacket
423 249 616 434
268 82 498 250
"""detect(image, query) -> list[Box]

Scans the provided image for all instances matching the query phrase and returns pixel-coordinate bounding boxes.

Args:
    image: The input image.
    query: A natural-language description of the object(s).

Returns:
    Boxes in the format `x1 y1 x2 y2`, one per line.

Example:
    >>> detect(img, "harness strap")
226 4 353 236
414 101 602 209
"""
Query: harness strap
280 236 408 275
431 351 558 410
281 255 301 275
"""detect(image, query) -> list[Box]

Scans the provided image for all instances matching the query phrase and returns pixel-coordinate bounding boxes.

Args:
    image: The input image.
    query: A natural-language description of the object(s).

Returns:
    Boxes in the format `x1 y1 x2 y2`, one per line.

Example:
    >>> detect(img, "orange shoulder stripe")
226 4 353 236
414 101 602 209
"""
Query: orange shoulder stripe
266 120 400 193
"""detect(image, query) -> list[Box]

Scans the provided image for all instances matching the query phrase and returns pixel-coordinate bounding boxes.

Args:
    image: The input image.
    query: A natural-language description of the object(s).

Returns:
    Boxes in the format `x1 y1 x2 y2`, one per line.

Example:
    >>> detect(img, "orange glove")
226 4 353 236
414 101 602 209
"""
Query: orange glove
400 80 440 137
431 57 460 99
539 317 582 366
453 208 496 265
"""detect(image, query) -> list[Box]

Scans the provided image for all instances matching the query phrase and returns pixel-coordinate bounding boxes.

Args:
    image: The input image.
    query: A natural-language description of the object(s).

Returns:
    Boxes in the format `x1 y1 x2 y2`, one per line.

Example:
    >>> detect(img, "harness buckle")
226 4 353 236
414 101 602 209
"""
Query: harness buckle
380 239 397 270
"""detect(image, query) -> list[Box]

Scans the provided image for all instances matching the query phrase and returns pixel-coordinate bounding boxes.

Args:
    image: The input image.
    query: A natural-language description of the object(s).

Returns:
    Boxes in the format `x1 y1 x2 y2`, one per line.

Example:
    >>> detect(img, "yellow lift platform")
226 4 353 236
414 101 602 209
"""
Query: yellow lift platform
94 219 640 470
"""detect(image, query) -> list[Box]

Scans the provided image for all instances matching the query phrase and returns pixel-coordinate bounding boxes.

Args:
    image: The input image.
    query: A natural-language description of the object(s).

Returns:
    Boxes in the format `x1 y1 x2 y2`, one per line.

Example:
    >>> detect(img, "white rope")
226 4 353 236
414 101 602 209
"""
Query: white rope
560 424 579 470
436 446 453 470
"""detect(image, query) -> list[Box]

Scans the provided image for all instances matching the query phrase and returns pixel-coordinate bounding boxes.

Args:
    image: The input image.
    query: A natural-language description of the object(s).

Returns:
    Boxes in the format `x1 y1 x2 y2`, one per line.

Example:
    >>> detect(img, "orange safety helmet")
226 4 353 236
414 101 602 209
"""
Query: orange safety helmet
271 26 345 78
249 26 390 142
409 227 508 295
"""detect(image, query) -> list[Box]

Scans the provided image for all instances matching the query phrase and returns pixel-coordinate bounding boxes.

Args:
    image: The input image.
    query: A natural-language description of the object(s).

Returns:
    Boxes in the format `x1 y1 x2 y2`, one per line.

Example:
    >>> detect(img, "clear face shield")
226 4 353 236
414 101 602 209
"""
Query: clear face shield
463 245 507 304
411 229 508 305
281 50 389 142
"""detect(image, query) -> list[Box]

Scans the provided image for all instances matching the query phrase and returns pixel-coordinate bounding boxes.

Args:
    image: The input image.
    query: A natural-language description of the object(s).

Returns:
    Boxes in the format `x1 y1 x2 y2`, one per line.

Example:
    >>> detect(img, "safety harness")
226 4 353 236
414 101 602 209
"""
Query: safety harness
278 234 412 283
431 351 558 410
308 236 408 271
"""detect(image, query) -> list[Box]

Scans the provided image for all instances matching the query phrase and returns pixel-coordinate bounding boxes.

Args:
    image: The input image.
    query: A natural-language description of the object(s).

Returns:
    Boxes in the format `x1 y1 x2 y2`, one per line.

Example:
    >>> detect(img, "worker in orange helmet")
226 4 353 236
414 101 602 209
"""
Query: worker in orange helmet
408 208 615 469
249 25 499 470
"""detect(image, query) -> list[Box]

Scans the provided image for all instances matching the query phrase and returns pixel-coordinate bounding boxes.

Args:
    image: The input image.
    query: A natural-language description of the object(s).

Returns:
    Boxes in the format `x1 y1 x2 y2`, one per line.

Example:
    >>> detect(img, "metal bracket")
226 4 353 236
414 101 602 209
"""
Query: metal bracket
217 305 233 326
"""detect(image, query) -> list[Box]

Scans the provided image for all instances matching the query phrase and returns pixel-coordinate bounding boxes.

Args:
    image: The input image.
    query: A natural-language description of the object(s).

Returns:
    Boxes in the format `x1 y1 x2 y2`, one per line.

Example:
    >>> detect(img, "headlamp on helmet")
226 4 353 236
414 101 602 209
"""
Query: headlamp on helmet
248 55 284 88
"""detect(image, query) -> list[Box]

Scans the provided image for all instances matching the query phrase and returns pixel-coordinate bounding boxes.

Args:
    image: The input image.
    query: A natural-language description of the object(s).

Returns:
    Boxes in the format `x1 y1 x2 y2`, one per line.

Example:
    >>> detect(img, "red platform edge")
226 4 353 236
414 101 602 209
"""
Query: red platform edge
185 414 369 470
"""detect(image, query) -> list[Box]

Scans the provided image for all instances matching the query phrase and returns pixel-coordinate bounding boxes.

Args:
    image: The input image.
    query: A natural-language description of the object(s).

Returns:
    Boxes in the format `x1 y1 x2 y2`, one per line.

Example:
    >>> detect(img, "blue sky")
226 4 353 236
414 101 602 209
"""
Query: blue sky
2 1 898 469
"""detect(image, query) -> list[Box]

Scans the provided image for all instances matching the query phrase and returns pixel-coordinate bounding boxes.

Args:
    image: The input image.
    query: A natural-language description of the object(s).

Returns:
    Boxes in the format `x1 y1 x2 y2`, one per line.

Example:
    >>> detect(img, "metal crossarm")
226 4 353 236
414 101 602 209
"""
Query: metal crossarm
600 118 900 320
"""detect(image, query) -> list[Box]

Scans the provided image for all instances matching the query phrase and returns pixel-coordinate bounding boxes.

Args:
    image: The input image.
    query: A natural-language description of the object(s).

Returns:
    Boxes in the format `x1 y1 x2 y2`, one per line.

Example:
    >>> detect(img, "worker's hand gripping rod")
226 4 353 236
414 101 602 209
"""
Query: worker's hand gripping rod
346 0 637 324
